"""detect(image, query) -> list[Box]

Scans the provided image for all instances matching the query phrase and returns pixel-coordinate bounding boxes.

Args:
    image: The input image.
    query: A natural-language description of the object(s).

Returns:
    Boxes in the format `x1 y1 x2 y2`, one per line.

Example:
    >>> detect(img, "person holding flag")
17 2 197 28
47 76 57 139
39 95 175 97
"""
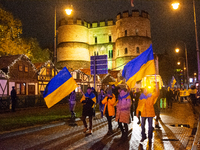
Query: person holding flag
122 44 159 144
80 87 96 134
136 84 159 144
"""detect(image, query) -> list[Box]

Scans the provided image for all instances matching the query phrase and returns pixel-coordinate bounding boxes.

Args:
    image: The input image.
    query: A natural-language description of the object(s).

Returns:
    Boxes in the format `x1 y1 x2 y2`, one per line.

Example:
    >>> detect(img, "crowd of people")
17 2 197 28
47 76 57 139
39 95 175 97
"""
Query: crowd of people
67 83 160 144
67 83 199 145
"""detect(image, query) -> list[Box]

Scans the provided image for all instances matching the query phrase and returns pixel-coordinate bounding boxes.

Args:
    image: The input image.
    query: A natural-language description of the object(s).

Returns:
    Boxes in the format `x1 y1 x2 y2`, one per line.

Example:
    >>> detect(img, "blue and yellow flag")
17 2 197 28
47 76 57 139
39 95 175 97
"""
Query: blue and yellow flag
169 76 176 88
80 92 96 108
122 44 156 89
43 67 77 108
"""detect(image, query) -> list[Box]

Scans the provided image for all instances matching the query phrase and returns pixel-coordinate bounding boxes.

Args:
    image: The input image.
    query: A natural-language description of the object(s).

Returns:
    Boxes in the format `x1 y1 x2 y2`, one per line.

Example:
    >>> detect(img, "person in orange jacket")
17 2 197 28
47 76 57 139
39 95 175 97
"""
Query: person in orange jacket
136 83 159 145
102 89 116 135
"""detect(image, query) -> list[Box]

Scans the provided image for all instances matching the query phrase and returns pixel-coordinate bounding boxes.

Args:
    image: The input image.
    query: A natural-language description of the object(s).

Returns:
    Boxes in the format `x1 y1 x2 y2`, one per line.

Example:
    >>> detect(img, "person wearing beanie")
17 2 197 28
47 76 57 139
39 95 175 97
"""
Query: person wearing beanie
102 89 116 135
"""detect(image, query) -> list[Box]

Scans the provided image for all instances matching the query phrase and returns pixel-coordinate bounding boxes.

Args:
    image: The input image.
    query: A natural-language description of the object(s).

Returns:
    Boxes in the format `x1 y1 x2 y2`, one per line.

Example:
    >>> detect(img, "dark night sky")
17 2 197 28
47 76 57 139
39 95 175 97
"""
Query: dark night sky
1 0 200 76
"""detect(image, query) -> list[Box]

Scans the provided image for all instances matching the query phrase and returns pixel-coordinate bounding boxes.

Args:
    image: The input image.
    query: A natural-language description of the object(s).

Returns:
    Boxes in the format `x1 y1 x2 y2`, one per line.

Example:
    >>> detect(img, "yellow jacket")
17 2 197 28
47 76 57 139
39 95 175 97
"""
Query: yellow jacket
102 94 116 116
136 89 159 117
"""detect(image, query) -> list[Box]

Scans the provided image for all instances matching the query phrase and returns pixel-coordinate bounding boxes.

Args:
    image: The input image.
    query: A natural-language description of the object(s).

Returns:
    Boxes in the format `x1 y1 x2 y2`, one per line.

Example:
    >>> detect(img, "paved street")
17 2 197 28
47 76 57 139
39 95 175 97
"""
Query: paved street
0 101 199 150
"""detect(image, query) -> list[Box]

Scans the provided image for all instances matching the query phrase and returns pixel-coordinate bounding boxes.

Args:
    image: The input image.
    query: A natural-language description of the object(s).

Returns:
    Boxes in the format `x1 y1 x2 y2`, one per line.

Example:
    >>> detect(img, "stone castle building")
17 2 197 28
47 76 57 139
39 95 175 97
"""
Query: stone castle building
56 10 152 71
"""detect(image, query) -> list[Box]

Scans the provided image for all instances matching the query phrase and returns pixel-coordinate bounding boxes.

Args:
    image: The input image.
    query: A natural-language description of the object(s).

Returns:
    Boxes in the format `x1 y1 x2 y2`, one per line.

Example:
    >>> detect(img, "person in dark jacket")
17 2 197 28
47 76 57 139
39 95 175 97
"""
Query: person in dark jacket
166 87 173 108
112 84 120 117
97 89 105 118
130 88 135 121
154 87 166 128
134 88 141 124
80 87 96 134
11 86 17 112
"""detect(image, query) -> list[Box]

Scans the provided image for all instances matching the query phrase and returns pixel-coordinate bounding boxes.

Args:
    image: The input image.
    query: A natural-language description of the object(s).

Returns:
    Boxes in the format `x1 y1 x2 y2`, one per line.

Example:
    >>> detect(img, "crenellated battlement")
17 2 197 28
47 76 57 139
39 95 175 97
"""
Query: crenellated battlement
58 18 115 28
59 18 89 27
58 10 148 28
116 10 149 21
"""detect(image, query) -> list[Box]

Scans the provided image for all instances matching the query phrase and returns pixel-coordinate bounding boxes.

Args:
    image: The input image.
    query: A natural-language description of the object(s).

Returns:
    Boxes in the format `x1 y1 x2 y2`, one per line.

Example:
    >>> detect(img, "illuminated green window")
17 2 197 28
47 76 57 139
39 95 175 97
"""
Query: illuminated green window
109 50 113 58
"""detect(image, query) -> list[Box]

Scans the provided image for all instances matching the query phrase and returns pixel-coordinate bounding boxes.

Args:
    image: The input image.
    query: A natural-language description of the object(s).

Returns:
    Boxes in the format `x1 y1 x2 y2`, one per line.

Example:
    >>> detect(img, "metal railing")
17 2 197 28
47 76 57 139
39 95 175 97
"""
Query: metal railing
0 92 84 113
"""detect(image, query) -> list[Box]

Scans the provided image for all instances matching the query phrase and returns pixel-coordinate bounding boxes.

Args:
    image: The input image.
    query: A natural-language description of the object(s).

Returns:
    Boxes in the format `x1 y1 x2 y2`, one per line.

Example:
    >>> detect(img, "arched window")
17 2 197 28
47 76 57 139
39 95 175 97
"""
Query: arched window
136 47 140 54
109 35 112 42
117 50 119 56
135 29 138 35
125 48 128 54
95 37 97 44
125 30 127 36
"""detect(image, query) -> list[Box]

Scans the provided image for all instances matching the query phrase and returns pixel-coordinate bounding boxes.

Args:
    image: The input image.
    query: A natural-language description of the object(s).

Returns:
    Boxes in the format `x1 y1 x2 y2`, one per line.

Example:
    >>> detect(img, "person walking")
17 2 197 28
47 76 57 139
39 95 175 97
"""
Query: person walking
112 84 120 118
115 88 131 140
166 87 173 108
11 86 17 112
130 88 135 122
80 87 96 134
69 90 76 118
154 87 166 128
134 88 141 124
97 89 105 118
102 89 116 135
188 85 197 106
136 84 159 145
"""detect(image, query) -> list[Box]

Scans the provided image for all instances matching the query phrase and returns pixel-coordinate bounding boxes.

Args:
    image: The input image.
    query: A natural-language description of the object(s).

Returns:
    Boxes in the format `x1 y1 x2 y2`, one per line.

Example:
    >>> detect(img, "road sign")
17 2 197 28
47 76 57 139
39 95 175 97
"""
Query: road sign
90 55 108 75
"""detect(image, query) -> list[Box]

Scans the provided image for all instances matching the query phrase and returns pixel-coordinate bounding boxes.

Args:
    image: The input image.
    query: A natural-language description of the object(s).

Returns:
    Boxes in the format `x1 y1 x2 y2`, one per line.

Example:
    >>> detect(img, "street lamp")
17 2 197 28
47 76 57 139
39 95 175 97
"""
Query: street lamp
172 2 180 10
54 6 72 67
175 42 189 88
172 1 200 89
175 48 179 53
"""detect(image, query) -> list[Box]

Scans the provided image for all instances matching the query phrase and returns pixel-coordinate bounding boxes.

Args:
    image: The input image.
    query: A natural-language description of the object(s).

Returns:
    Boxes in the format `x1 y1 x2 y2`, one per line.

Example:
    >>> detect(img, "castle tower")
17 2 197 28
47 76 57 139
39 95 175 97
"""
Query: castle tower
57 18 90 70
114 10 152 70
56 10 152 71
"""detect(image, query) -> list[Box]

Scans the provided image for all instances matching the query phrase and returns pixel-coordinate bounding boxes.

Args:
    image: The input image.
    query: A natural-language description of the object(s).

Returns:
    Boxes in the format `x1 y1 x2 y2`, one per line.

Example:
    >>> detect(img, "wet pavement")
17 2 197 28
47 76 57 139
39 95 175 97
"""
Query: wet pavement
0 101 200 150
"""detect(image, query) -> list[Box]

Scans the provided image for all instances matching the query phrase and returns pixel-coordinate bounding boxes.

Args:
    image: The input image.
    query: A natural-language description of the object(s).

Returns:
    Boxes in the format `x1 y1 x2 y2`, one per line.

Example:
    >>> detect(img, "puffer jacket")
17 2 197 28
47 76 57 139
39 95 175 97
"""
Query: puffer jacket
115 94 131 124
102 94 116 116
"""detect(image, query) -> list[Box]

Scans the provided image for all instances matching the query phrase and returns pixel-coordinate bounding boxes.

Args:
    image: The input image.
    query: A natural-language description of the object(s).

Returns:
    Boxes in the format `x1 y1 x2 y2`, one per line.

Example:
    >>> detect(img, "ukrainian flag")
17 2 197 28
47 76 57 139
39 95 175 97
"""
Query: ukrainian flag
80 92 96 108
122 44 156 89
43 67 77 108
169 76 176 88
